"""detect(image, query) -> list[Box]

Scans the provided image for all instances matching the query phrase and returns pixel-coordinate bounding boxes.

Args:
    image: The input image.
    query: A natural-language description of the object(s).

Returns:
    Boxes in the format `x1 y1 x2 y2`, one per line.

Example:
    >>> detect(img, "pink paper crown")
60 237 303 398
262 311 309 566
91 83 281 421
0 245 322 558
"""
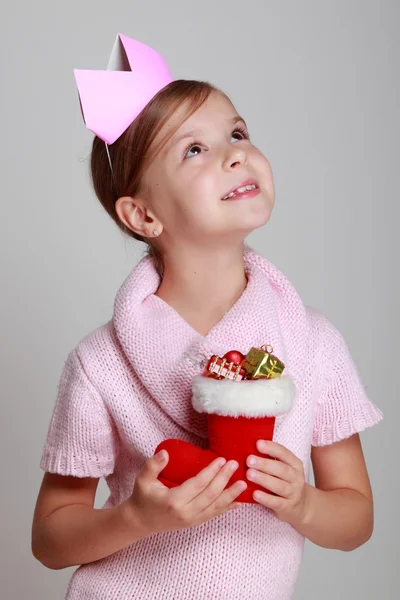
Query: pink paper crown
73 33 174 145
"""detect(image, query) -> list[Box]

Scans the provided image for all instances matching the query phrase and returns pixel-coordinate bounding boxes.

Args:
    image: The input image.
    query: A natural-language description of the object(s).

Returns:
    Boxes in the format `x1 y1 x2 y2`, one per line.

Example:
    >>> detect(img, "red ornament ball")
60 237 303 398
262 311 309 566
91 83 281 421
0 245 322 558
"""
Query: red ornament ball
223 350 244 365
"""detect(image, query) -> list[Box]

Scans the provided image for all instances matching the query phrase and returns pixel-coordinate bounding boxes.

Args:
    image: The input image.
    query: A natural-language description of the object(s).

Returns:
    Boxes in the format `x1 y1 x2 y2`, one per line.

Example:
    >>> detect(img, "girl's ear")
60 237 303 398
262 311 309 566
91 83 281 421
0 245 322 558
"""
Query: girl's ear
115 196 162 238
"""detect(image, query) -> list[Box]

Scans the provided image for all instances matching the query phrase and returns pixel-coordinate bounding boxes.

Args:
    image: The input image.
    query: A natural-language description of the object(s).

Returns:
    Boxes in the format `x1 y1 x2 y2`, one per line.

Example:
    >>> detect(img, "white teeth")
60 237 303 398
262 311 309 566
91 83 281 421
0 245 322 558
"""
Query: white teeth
222 183 257 200
222 191 235 200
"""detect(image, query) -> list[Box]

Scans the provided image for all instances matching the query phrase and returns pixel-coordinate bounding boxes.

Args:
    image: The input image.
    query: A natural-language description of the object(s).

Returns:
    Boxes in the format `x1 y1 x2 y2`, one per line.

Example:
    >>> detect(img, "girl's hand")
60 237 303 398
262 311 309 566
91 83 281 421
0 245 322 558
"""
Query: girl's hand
246 440 309 525
121 450 247 537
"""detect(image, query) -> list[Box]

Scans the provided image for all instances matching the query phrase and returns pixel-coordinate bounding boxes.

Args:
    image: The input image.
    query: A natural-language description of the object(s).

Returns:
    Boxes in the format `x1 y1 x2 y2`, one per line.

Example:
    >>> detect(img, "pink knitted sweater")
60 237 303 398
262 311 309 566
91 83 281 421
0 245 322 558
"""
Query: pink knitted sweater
40 245 383 599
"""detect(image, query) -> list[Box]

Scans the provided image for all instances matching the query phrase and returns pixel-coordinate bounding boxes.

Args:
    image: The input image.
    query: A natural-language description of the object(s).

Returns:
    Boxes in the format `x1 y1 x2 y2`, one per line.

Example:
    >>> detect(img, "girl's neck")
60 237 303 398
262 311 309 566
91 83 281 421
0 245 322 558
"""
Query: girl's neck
154 242 248 336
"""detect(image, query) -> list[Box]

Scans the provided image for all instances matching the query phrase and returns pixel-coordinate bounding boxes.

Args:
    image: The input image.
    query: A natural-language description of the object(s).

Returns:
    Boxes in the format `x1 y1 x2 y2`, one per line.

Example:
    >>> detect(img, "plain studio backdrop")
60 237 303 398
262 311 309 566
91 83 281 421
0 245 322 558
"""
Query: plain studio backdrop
1 1 398 598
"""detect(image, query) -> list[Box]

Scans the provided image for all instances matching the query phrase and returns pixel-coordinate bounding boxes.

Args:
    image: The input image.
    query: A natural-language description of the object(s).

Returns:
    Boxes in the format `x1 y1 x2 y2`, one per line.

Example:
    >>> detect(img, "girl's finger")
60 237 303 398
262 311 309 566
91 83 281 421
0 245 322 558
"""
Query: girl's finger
188 460 243 513
257 440 301 469
247 455 295 483
247 469 292 498
196 479 247 520
174 456 228 502
253 489 285 511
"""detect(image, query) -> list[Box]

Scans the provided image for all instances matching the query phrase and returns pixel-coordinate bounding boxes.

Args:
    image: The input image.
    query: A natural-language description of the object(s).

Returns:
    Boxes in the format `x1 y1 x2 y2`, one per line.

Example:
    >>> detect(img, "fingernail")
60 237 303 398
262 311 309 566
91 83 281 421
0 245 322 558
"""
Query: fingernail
230 461 239 471
237 481 247 491
156 450 166 461
218 457 227 468
248 455 257 466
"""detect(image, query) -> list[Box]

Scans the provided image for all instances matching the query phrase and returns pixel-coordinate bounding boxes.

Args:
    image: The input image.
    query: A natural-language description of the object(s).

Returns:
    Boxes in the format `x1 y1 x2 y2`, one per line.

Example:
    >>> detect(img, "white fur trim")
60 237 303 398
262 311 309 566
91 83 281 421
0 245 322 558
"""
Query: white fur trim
192 375 296 417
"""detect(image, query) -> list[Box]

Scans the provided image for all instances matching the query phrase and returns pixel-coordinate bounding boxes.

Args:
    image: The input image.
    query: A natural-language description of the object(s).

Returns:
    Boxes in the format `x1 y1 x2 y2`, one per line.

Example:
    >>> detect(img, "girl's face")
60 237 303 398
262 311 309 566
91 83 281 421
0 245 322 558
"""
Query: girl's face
141 91 275 247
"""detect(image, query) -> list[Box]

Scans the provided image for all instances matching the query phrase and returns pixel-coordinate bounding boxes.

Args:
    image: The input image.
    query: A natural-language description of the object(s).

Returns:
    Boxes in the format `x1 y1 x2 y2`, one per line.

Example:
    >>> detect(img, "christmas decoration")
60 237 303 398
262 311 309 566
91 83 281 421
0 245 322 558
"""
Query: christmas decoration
155 345 296 503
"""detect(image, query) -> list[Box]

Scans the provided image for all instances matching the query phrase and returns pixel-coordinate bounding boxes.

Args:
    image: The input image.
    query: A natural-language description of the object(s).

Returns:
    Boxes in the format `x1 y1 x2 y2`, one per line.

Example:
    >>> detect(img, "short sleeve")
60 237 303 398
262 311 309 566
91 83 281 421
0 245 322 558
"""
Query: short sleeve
312 315 383 446
40 349 119 477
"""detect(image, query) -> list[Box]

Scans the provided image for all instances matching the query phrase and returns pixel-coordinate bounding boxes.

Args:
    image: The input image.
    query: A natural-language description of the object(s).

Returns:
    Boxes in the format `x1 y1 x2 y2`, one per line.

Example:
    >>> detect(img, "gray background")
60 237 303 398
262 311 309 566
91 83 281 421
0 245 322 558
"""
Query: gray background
1 0 398 598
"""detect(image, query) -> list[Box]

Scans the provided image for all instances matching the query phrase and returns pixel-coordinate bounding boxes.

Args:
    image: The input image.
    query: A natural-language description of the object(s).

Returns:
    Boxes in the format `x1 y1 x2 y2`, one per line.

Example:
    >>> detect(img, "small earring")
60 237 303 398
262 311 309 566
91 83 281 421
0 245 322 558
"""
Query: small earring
153 230 159 237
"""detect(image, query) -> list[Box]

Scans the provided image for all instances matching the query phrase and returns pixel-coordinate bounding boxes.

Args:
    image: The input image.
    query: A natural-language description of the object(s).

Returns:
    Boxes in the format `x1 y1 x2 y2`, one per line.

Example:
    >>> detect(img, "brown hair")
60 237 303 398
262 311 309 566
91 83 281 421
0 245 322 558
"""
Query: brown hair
90 79 222 278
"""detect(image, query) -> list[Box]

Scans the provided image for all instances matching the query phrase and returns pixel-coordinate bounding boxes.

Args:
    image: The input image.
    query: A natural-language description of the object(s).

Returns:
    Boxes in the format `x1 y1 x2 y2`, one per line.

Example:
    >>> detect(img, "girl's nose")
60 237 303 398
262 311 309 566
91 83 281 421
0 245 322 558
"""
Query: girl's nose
223 145 248 170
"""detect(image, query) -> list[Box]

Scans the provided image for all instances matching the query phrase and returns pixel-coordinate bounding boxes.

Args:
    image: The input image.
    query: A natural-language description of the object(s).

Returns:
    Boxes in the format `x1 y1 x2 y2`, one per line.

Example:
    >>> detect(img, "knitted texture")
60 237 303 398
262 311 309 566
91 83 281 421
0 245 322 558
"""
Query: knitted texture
40 245 383 600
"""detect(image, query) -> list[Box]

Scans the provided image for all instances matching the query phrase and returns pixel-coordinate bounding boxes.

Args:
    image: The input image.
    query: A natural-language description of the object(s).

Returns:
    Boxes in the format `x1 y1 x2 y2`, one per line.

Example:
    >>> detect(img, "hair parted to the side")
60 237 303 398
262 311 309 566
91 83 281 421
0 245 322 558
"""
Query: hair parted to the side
90 79 224 278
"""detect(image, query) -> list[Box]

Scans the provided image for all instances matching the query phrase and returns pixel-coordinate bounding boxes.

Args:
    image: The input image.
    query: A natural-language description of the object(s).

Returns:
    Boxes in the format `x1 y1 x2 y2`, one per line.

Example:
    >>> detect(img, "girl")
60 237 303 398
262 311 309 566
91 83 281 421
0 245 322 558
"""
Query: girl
32 34 383 599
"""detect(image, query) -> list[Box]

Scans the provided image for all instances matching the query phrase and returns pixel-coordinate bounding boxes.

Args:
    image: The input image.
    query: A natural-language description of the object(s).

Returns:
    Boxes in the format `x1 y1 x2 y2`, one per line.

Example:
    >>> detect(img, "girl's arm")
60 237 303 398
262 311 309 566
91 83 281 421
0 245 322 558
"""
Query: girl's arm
295 433 374 550
31 472 142 569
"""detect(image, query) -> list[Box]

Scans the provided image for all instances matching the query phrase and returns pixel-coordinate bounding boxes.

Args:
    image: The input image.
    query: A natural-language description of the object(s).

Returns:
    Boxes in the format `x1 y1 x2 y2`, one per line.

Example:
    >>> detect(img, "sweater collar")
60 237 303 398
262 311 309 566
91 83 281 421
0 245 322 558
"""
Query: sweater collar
112 245 309 438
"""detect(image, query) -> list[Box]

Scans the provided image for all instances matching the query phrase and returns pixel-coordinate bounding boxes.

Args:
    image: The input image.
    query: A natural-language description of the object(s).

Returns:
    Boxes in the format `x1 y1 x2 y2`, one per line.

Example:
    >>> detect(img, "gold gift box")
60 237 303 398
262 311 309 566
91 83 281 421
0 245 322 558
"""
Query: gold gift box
242 346 285 379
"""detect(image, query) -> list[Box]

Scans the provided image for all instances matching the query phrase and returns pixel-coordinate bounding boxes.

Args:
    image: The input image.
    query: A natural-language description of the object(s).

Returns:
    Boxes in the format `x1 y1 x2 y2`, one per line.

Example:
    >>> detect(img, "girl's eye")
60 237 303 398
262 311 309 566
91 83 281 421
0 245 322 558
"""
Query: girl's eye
231 126 250 142
183 126 250 159
184 143 203 159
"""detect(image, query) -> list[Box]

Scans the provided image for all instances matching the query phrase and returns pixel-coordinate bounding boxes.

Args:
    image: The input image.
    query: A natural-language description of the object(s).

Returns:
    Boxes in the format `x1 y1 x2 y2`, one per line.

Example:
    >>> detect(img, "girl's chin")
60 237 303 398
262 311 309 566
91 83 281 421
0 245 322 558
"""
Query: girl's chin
233 203 273 229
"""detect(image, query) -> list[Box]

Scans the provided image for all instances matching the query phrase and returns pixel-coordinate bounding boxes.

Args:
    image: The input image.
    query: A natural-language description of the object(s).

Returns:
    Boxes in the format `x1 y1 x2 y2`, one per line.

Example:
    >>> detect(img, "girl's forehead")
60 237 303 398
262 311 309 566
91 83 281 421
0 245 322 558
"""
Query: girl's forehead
180 93 236 127
162 95 241 149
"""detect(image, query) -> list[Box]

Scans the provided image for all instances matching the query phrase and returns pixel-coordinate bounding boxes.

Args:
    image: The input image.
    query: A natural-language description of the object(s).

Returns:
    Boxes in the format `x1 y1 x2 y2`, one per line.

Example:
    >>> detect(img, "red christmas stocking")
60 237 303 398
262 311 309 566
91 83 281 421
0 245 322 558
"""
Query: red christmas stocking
155 374 295 503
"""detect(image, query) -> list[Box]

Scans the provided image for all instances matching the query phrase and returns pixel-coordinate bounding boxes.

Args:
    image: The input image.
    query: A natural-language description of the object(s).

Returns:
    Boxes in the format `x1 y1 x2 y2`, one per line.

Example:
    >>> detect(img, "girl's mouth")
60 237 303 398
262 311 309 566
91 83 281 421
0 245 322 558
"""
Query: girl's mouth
222 183 260 201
